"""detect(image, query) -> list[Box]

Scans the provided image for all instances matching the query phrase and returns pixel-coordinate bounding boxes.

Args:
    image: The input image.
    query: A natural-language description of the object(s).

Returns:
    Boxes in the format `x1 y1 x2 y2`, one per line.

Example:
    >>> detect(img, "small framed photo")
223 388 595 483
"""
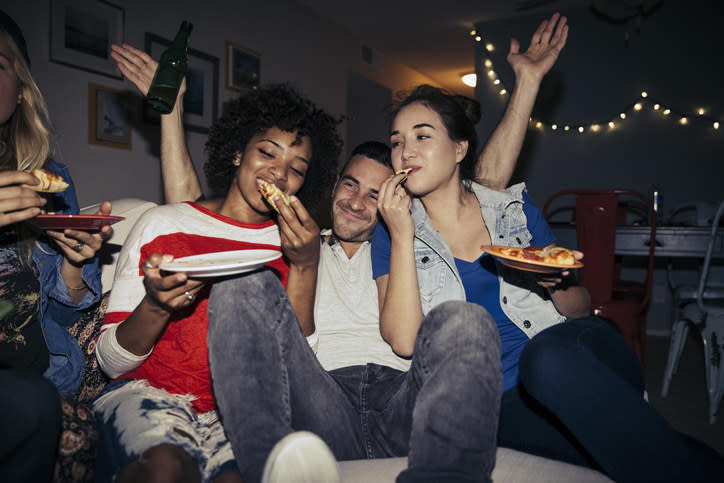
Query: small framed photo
88 83 131 150
50 0 124 79
226 41 260 92
144 33 219 133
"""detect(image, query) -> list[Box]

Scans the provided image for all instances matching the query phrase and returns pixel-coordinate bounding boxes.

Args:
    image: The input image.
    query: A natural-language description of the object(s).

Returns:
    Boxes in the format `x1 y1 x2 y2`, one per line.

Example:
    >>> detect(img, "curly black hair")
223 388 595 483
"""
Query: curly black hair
204 84 343 209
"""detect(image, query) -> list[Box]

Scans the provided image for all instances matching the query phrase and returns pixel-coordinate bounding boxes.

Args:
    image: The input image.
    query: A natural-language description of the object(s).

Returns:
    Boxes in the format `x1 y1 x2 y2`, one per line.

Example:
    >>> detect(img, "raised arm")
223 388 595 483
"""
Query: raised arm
475 12 568 190
111 44 202 203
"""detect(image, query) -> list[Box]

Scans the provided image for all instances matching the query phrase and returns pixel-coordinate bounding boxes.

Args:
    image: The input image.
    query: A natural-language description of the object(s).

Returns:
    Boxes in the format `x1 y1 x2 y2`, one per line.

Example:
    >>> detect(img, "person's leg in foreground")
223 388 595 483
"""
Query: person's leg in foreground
519 316 724 483
208 270 364 483
0 370 61 482
371 301 502 483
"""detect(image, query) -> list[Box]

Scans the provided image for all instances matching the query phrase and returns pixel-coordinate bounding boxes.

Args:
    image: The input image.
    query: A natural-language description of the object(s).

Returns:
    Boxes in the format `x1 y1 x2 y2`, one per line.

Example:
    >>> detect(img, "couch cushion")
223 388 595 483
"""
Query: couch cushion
337 448 612 482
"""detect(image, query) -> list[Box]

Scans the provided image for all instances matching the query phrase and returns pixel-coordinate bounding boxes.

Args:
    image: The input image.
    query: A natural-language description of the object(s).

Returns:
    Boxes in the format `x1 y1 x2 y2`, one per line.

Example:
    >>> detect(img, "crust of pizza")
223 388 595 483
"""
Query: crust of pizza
23 169 69 193
545 246 576 265
257 179 290 213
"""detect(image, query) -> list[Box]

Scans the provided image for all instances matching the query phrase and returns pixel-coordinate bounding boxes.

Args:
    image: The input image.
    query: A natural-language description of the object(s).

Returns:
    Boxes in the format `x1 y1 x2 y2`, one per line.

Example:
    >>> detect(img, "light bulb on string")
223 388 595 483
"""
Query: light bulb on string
476 37 721 135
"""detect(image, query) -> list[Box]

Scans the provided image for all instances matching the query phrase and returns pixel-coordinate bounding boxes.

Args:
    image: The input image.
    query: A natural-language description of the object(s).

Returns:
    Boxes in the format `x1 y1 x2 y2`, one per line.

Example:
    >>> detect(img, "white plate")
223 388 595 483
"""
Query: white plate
159 249 282 278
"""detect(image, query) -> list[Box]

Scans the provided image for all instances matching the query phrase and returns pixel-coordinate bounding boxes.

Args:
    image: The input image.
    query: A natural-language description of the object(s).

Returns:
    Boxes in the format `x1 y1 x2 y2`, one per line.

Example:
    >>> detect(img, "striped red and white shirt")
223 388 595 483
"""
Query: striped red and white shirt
97 202 289 413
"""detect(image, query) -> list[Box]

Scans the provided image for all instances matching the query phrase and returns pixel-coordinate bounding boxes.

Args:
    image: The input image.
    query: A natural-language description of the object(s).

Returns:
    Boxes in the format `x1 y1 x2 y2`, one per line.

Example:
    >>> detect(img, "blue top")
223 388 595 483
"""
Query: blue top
32 161 102 395
372 191 555 391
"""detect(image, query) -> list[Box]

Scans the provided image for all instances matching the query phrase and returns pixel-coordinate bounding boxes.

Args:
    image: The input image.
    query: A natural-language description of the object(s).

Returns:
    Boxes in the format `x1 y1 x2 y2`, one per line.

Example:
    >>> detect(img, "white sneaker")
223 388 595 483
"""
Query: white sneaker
261 431 341 483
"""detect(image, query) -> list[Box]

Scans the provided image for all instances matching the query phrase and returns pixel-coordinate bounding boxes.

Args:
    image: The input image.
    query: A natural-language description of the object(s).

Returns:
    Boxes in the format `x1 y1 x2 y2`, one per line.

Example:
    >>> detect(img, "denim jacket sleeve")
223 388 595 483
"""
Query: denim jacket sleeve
34 160 102 395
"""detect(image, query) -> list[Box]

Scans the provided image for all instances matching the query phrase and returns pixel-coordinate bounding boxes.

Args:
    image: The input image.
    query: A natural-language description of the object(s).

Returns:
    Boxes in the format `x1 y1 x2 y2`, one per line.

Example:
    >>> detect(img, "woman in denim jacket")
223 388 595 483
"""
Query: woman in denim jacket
370 84 724 482
0 11 112 480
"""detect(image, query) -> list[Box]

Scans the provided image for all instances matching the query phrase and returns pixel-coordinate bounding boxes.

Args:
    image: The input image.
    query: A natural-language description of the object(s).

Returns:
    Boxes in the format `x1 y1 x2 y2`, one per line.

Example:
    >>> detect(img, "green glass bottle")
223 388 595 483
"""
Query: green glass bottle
146 21 193 114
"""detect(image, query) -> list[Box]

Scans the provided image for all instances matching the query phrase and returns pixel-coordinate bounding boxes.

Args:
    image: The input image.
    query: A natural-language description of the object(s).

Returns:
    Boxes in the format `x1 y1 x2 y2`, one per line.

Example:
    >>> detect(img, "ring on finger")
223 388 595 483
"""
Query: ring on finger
184 291 194 301
73 242 85 253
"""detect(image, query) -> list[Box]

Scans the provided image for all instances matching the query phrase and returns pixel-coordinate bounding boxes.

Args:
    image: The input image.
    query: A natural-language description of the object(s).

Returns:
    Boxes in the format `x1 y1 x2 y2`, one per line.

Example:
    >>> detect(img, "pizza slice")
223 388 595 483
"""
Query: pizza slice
394 167 412 184
485 244 577 267
543 246 576 265
522 246 547 262
23 169 69 193
257 179 290 213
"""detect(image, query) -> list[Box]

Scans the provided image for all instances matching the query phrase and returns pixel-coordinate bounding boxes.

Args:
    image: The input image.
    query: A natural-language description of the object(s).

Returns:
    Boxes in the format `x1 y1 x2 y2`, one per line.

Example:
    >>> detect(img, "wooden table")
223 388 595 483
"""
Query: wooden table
550 224 724 258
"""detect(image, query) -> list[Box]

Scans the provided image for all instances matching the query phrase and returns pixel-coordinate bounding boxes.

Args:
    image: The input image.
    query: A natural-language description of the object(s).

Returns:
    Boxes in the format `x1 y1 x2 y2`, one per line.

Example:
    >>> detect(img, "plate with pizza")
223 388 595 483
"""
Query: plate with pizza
482 245 583 274
31 214 125 231
158 249 282 278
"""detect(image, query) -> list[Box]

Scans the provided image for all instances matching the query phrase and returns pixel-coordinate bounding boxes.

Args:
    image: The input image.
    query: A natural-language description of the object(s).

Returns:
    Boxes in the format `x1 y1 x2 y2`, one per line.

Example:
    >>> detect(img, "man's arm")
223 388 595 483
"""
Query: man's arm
475 12 569 190
111 44 202 203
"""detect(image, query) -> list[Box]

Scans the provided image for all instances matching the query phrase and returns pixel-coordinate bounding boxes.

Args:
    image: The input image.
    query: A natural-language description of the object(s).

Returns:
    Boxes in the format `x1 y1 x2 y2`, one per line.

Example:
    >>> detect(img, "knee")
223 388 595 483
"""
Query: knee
518 328 572 395
209 270 281 310
420 301 500 359
120 443 200 483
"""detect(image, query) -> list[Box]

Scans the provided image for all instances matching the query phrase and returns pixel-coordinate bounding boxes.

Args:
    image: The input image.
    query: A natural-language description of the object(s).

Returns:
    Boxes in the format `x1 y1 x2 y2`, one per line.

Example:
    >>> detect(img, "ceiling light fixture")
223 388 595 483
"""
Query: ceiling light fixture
461 73 477 87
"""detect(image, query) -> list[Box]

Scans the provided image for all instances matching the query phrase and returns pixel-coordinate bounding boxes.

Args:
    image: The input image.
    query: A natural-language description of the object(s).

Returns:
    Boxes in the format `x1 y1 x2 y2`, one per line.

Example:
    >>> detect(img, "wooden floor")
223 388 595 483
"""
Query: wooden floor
645 333 724 456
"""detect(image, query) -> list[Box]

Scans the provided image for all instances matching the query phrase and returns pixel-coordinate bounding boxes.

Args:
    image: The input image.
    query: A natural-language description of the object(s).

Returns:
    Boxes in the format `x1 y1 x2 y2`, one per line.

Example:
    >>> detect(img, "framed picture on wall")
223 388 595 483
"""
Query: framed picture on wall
88 83 131 150
226 41 260 92
50 0 124 79
143 33 219 133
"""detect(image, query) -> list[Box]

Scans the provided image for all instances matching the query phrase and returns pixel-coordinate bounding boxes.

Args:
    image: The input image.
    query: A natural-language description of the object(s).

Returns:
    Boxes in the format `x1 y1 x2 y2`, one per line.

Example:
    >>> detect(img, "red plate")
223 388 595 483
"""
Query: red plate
481 245 583 274
31 214 125 231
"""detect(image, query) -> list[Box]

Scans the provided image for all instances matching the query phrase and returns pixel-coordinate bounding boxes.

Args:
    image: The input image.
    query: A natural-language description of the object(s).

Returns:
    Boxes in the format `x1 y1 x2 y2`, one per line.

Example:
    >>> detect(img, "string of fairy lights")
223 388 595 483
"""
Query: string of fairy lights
469 30 722 134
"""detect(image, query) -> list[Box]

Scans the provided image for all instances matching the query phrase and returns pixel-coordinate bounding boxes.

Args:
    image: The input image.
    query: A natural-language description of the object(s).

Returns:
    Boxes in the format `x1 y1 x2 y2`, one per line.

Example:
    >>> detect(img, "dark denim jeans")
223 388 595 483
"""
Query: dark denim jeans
207 271 501 483
499 316 724 483
0 370 61 482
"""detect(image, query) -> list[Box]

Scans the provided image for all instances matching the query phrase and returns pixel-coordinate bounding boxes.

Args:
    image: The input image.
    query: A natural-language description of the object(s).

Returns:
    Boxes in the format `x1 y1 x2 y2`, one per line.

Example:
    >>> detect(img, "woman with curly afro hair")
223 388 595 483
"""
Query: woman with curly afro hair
204 84 342 208
93 82 342 482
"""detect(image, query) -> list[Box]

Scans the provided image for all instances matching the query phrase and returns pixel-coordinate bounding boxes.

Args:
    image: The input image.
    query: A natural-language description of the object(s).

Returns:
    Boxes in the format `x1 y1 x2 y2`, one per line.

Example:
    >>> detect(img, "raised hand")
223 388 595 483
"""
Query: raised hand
507 12 569 82
0 170 47 227
110 44 186 98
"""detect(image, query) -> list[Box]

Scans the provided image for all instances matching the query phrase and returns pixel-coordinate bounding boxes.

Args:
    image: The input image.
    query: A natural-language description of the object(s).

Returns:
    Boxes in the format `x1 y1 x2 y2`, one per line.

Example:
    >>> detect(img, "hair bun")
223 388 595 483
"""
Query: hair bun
452 95 481 124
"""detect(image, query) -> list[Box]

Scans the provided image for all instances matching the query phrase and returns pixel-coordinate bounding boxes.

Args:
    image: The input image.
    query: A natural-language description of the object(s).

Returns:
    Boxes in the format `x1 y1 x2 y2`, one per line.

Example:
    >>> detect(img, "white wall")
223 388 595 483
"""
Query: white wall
5 0 437 207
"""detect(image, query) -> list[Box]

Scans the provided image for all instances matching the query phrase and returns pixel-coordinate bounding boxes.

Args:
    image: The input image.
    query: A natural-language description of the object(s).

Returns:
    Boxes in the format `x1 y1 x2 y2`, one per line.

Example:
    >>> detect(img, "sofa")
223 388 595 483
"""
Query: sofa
52 199 612 482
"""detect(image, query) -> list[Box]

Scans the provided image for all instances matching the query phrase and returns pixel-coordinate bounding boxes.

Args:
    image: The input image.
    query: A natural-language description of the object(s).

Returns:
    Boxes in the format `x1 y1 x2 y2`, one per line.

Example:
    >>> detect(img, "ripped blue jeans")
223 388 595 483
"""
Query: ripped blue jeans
93 379 238 482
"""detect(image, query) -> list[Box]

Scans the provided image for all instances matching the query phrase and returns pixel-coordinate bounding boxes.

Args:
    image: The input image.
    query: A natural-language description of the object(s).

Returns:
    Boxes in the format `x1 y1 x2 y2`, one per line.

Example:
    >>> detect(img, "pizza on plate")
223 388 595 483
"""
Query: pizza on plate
492 245 577 266
257 179 290 213
23 169 69 193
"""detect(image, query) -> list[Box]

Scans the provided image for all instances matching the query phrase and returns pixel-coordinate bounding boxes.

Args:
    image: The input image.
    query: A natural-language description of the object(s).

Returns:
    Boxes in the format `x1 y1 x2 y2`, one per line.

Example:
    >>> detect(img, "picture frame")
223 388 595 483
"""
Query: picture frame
88 83 132 150
226 41 260 92
50 0 125 79
143 33 219 133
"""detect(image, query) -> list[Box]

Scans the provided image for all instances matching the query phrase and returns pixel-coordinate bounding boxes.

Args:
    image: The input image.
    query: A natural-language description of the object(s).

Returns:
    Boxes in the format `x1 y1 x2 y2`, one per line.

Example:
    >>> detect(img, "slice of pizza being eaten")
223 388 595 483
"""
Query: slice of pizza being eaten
257 179 290 213
23 169 69 193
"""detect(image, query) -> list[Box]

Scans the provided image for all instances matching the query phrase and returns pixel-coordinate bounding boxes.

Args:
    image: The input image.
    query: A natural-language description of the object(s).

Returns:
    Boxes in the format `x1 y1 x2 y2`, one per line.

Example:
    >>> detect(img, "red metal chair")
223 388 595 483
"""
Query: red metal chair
543 190 657 366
